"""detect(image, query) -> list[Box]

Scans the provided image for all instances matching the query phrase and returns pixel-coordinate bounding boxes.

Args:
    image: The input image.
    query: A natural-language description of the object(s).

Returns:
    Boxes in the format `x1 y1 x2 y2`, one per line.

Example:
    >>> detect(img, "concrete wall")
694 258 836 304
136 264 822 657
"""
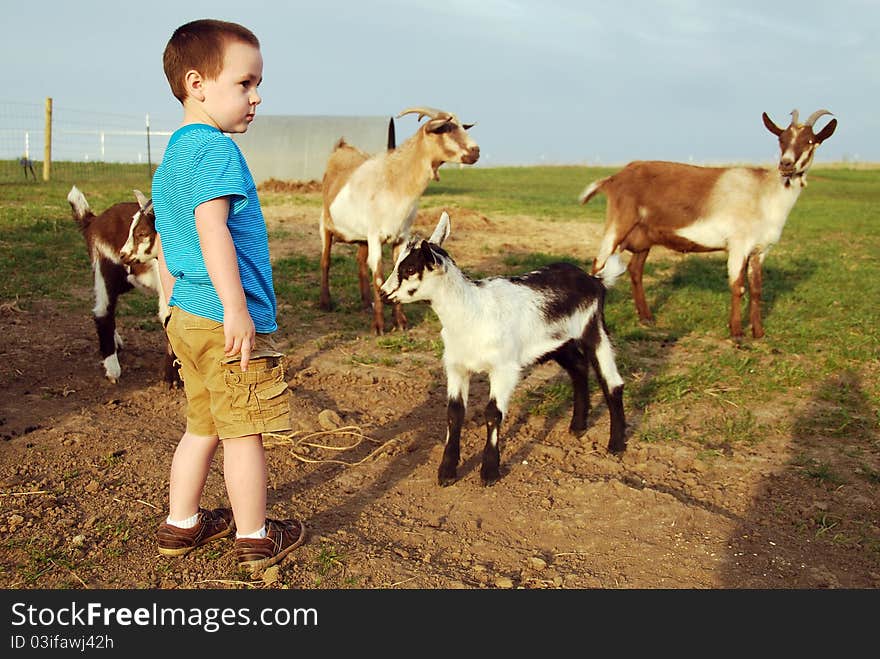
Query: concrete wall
230 115 394 183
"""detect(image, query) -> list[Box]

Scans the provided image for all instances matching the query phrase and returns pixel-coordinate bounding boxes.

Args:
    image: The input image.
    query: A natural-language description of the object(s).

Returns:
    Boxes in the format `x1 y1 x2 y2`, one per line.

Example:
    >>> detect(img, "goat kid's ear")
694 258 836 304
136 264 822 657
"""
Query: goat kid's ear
134 190 150 211
428 212 451 246
762 112 783 136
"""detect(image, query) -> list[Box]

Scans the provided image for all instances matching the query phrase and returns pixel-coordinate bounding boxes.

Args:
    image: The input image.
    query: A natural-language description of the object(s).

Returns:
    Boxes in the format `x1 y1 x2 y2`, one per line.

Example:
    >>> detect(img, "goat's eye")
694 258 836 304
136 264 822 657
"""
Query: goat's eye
401 265 417 279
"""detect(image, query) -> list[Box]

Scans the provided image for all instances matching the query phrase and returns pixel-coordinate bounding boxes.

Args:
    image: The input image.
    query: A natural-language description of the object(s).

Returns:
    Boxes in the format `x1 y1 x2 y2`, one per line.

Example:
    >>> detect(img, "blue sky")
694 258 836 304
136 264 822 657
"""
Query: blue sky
5 0 877 165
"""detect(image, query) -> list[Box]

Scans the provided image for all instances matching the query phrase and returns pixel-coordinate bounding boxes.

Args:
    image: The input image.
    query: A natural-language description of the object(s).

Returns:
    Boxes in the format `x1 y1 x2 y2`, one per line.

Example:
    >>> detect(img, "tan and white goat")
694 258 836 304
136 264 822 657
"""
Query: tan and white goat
581 108 837 340
319 106 480 334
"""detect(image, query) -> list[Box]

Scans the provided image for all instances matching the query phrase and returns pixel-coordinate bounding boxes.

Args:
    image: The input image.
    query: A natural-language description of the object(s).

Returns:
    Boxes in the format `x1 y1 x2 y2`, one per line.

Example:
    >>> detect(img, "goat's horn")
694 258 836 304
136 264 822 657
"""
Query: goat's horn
804 109 833 127
398 107 450 122
790 109 800 126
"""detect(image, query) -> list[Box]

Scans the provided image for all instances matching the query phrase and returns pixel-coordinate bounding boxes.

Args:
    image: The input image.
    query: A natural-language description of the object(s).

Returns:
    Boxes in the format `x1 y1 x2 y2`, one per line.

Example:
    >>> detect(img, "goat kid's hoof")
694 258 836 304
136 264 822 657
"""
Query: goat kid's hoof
437 471 458 487
607 440 627 455
479 467 501 487
569 421 588 437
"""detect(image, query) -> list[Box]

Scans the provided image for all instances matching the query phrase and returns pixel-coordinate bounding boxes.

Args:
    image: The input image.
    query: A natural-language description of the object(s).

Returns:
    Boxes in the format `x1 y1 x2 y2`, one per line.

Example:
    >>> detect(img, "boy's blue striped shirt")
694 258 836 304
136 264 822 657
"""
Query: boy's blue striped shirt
152 123 277 333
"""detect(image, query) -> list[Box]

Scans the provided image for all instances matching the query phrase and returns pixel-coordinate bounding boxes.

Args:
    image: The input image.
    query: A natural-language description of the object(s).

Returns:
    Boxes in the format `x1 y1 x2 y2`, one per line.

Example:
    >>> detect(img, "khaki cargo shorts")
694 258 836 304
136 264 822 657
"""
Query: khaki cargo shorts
165 307 292 439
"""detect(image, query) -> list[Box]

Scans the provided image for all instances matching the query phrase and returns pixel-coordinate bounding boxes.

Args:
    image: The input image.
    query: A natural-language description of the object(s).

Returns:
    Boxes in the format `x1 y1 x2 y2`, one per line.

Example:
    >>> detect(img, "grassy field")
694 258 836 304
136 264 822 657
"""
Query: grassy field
1 164 878 462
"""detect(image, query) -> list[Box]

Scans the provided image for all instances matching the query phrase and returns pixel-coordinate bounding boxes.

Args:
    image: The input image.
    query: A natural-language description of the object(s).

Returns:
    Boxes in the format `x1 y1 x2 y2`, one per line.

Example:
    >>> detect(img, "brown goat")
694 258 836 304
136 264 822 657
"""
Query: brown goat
581 108 837 340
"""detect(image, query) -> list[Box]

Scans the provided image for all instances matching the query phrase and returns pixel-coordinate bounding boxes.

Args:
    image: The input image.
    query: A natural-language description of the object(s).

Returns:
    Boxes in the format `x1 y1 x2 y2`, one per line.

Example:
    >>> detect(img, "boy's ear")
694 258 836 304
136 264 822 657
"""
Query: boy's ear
184 69 206 101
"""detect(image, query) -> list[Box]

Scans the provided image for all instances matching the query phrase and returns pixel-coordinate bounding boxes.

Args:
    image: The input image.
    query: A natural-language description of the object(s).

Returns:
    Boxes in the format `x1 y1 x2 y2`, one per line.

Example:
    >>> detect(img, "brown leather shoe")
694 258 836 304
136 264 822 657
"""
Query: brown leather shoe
157 507 235 556
235 518 306 571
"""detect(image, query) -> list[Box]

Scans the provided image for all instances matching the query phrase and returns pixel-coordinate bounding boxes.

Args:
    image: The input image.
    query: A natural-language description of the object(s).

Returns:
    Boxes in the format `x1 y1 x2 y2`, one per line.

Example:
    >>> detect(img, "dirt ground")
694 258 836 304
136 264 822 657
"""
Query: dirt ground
1 189 878 590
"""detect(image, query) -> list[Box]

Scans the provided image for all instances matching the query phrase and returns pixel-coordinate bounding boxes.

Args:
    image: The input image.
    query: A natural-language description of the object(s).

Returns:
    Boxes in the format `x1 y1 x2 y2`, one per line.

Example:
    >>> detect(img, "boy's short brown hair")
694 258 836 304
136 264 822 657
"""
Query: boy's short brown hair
163 19 260 103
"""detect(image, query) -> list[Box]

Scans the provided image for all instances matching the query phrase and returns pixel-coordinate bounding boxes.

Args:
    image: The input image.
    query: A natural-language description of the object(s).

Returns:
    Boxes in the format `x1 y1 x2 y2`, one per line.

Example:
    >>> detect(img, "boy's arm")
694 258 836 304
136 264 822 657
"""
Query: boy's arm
156 235 175 306
194 196 255 371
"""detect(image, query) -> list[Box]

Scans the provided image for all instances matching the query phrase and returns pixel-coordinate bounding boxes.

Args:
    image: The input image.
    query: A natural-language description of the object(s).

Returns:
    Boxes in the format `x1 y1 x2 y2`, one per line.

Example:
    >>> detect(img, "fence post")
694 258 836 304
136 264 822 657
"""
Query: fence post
146 113 152 175
43 97 52 181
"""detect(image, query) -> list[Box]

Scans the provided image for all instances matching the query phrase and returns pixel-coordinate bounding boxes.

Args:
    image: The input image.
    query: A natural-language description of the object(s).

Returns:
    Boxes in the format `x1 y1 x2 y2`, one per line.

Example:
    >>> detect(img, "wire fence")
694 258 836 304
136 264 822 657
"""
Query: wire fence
0 99 176 183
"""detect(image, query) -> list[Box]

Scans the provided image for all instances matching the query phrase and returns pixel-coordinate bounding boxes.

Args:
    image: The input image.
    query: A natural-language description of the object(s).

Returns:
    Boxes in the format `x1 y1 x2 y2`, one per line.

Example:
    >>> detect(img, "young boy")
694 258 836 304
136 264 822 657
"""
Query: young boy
152 19 305 572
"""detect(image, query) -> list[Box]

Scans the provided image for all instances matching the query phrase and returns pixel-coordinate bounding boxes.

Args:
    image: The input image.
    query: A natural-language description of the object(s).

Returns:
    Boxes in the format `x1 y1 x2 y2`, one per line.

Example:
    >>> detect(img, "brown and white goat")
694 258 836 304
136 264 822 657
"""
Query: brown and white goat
319 106 480 334
67 186 179 386
581 108 837 340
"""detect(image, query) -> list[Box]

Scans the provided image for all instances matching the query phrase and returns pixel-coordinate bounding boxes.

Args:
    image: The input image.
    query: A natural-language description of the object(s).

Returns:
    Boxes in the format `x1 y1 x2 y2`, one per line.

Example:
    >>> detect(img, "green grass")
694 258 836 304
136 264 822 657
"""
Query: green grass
423 165 618 221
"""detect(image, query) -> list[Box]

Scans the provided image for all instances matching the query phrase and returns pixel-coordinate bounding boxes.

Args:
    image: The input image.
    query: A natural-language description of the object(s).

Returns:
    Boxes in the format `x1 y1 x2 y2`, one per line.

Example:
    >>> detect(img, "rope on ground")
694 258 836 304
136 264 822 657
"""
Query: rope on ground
262 425 397 467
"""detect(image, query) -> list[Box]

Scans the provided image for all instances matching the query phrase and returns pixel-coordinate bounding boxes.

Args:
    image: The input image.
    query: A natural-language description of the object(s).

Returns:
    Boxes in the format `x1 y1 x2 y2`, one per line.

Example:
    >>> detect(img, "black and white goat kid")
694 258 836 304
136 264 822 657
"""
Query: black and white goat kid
380 212 627 486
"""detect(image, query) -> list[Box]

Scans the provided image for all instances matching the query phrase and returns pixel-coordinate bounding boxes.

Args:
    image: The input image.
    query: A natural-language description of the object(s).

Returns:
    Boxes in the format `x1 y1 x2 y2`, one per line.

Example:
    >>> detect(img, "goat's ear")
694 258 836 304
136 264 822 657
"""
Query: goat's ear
133 189 150 210
815 118 838 143
762 112 784 136
462 122 476 130
429 211 451 246
426 119 454 134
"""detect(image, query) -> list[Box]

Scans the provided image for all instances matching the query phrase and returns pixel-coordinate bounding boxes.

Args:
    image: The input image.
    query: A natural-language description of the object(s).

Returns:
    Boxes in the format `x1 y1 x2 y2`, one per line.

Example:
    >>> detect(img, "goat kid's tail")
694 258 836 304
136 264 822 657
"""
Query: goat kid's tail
579 176 610 205
67 185 93 229
596 253 626 288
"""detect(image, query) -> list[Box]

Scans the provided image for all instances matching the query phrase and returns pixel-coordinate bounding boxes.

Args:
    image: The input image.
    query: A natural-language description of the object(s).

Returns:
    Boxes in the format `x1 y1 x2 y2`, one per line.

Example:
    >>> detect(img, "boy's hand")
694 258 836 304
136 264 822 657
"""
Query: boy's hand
224 308 256 371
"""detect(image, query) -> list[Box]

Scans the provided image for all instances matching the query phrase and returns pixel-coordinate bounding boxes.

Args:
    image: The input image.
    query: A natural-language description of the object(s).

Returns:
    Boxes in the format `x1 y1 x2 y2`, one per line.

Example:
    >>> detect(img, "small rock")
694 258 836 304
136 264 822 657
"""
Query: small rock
533 445 565 461
262 565 281 585
528 557 547 571
317 409 342 430
85 480 100 494
71 534 86 547
8 514 24 529
494 576 514 589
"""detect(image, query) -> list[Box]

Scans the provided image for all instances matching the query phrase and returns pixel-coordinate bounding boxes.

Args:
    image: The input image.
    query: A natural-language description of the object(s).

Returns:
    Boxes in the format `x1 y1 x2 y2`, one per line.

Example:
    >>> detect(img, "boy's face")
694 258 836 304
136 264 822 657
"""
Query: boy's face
196 40 263 133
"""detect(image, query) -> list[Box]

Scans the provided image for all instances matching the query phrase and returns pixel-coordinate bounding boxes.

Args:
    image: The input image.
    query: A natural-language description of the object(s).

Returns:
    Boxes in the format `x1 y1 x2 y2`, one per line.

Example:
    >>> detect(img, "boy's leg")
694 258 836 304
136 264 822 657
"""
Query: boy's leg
158 428 234 556
216 347 306 571
158 308 233 556
222 434 267 537
169 430 220 521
